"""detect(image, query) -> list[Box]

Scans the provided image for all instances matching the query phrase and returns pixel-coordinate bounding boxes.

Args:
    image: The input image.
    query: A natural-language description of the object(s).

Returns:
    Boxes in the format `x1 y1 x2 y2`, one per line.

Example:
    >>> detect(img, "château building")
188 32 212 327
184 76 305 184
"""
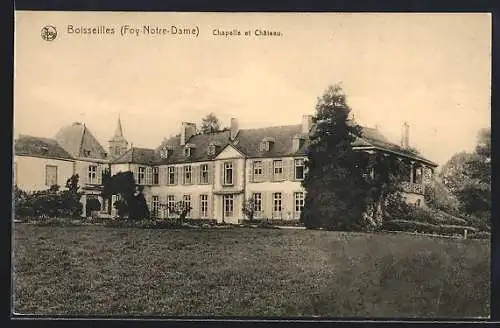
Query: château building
13 115 438 223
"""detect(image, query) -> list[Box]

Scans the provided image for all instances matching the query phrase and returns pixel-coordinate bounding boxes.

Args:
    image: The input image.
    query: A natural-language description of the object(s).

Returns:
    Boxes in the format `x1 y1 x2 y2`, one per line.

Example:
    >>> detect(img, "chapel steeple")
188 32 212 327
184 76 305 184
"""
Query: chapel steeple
108 115 128 159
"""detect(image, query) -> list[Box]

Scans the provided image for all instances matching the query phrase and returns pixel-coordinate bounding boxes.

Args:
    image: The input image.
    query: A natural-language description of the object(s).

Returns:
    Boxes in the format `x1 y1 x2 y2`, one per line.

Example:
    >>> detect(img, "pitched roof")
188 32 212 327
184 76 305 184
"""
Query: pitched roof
55 122 107 159
356 127 437 166
14 135 73 160
112 147 157 165
152 131 232 164
120 123 436 167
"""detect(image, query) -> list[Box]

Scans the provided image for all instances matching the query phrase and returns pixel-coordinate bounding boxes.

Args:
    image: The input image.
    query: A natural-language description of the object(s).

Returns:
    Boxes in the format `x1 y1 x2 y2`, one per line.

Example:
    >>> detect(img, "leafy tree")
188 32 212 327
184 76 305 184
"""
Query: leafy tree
13 175 83 220
242 197 257 221
440 127 491 228
106 171 150 220
101 168 113 214
164 200 192 222
360 152 407 230
66 174 80 193
301 84 368 231
200 113 221 134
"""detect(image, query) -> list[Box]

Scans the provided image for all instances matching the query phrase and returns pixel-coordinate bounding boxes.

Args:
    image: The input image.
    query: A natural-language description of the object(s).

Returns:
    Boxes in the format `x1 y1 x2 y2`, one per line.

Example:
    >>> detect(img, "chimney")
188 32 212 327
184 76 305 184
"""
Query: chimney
302 115 313 134
230 118 239 141
180 122 196 146
401 121 410 148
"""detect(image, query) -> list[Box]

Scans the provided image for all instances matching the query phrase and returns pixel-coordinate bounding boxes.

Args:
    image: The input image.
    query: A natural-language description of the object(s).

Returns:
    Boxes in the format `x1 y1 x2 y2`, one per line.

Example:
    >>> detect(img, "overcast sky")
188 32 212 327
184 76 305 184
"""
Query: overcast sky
14 12 491 165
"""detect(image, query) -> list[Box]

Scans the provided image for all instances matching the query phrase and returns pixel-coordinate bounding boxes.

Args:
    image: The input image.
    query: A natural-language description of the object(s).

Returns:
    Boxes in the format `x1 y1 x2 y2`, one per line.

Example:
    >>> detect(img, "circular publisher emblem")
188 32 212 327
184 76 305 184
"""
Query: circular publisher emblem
41 26 57 41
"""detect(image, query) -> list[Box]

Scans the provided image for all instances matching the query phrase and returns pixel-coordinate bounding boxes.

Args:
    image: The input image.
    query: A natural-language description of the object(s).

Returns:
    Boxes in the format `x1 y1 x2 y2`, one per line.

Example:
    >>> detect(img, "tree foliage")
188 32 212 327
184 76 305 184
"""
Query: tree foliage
242 197 257 221
104 171 150 220
14 174 83 219
300 84 367 231
200 113 221 134
161 200 192 221
439 127 491 228
301 84 411 231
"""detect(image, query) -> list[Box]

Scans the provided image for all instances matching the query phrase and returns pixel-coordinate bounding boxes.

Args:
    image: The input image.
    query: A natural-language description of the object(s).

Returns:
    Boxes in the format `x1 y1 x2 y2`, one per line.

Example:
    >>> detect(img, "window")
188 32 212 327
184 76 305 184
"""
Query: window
273 160 283 179
168 166 175 185
184 165 192 184
183 195 191 217
253 161 263 177
88 165 97 184
45 165 57 186
260 140 273 152
152 167 159 185
273 192 282 213
200 194 208 218
184 147 191 157
200 164 209 184
207 144 216 155
295 159 305 180
224 162 233 185
224 194 234 217
414 166 423 184
152 196 159 218
294 192 305 216
160 146 170 159
167 195 175 217
253 193 262 213
138 166 146 184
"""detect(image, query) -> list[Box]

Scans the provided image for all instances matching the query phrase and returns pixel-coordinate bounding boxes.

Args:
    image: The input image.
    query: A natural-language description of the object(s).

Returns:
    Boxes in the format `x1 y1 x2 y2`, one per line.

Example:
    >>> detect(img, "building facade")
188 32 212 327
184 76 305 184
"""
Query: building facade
13 115 438 222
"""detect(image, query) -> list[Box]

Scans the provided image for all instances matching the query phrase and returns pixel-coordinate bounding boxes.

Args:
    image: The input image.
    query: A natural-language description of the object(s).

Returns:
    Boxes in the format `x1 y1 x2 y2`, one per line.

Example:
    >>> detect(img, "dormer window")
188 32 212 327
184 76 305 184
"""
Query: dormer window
292 135 305 152
184 147 191 157
260 138 274 152
160 145 172 159
207 144 216 156
83 149 91 157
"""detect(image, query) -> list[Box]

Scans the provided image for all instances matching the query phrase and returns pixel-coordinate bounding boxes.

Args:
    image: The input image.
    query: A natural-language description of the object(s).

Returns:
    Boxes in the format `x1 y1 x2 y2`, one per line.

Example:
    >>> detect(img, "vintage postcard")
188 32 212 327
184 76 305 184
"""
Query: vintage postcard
13 11 491 318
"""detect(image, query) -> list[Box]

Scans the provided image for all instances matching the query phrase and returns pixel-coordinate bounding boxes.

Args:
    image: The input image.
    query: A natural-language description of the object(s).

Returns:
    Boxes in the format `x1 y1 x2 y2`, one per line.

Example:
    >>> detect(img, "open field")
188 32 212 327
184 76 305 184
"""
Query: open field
13 224 490 318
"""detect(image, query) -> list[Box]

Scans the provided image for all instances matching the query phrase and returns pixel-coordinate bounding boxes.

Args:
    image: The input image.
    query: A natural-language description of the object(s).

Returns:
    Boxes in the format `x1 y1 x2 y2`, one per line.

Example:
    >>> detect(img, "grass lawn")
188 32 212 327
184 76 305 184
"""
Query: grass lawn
13 224 490 318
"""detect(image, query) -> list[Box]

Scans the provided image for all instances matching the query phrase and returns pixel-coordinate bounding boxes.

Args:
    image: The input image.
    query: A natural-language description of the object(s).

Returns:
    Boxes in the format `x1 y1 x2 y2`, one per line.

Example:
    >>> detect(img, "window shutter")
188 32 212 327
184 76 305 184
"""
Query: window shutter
131 166 138 184
233 161 237 187
193 165 200 185
159 167 165 185
267 160 274 182
146 167 152 185
220 162 224 186
283 192 291 220
286 159 294 181
146 194 153 214
265 191 273 219
250 161 255 183
97 165 103 185
210 162 215 185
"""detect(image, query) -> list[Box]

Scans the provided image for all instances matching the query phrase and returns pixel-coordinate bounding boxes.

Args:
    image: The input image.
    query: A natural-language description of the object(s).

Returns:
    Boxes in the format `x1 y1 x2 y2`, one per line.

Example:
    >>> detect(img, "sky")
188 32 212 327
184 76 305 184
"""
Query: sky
14 12 491 166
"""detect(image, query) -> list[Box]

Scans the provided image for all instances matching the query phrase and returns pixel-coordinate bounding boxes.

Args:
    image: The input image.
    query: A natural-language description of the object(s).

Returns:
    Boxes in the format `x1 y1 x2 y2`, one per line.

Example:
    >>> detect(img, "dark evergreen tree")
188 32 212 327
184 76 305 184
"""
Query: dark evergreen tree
300 84 367 231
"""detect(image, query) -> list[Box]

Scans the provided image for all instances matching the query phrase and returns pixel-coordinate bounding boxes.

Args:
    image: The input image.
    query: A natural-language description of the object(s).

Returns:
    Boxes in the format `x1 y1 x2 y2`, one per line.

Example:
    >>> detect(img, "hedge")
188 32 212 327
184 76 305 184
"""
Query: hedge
382 219 477 237
239 219 302 227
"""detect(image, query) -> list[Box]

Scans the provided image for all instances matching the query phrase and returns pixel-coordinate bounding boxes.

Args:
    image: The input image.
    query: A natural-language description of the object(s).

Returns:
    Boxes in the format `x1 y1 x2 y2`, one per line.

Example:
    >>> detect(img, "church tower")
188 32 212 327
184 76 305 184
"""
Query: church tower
108 115 129 159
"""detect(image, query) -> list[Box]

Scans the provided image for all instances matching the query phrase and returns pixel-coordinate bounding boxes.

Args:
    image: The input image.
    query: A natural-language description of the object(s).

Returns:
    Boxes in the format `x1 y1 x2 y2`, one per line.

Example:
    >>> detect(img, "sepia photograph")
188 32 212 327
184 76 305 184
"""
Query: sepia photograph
12 11 491 318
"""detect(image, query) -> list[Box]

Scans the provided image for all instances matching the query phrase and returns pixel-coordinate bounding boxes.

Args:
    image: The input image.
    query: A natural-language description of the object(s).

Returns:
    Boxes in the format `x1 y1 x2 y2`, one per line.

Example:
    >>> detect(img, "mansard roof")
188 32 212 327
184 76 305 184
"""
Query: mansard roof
115 122 437 167
112 147 157 165
14 135 73 160
55 122 107 160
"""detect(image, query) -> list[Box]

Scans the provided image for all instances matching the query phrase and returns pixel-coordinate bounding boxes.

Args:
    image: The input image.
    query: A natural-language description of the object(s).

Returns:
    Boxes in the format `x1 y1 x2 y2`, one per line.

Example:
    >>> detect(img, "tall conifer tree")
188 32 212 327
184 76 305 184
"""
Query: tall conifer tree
301 84 367 230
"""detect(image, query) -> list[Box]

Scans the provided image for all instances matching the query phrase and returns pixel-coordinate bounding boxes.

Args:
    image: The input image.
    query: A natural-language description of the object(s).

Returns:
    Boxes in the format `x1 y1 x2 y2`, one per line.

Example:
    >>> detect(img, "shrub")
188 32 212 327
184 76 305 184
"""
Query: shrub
85 197 101 218
382 219 476 237
14 183 83 220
